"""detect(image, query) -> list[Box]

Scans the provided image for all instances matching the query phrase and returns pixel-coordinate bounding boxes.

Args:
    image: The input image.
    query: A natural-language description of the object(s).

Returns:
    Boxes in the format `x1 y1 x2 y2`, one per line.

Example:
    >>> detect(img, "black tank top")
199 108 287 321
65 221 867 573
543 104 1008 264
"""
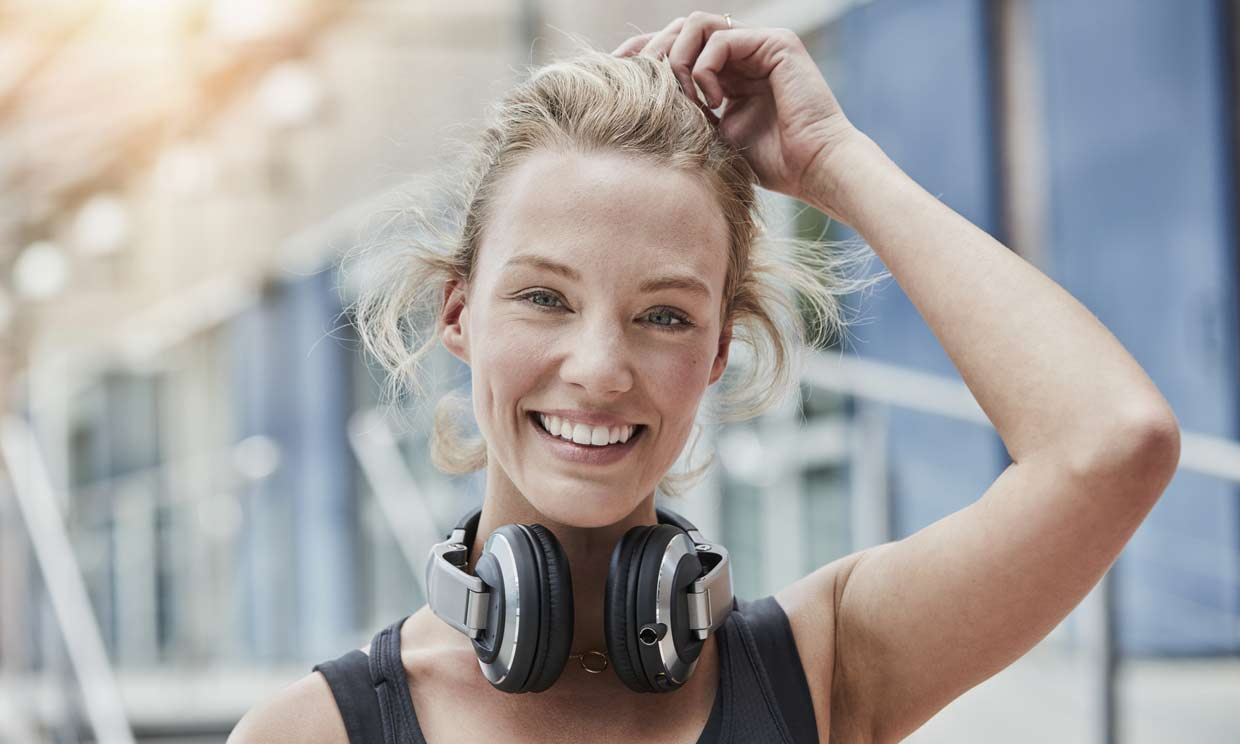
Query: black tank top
312 595 819 743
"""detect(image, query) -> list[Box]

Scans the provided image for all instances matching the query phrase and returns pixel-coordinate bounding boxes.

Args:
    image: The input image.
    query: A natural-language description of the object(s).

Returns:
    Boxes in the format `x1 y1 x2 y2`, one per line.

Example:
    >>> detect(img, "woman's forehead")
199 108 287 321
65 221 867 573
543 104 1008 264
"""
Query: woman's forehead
481 149 730 281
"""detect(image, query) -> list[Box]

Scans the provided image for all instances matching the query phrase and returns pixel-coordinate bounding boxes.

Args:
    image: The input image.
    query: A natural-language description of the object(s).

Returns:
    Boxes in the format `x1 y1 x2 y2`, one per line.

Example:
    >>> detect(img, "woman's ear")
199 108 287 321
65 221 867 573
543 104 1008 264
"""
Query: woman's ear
708 322 732 385
440 278 471 364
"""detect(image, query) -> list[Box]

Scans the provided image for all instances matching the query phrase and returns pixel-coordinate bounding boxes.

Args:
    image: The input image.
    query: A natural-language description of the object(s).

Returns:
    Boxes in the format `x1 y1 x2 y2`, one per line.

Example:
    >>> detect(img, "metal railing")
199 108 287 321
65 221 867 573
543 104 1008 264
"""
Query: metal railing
802 351 1240 482
0 416 135 744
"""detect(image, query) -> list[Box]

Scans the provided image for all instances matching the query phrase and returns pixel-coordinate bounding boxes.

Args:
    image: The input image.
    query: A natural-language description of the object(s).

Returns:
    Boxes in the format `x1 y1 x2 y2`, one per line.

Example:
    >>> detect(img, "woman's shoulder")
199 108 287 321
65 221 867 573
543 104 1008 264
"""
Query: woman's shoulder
228 613 418 744
227 652 365 744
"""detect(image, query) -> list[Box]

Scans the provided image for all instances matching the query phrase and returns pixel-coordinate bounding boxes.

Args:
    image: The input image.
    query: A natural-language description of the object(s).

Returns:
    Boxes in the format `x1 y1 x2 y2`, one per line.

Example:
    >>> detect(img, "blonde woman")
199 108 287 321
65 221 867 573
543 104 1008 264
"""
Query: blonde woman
231 12 1180 744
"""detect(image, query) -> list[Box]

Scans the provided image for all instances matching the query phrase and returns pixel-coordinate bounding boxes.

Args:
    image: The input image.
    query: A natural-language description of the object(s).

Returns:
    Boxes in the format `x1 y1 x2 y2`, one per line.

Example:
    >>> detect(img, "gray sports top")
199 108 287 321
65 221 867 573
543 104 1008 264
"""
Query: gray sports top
313 595 819 743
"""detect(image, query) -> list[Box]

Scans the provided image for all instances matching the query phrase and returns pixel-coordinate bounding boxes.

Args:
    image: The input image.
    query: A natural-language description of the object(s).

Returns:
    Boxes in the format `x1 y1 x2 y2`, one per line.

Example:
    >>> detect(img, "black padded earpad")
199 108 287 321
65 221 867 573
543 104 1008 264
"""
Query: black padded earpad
516 525 551 693
605 525 656 692
523 523 574 692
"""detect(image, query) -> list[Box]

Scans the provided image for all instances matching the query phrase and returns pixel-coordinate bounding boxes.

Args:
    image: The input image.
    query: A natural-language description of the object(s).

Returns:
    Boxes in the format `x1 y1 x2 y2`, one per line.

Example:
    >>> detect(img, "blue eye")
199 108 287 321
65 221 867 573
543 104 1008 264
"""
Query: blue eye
522 290 562 308
647 309 691 329
516 291 694 333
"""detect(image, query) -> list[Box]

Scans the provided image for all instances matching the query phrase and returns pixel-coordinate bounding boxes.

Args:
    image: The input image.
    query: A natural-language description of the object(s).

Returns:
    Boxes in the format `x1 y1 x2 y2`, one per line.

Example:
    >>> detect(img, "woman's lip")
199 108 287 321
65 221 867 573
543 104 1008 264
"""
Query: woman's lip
529 412 644 442
528 412 645 464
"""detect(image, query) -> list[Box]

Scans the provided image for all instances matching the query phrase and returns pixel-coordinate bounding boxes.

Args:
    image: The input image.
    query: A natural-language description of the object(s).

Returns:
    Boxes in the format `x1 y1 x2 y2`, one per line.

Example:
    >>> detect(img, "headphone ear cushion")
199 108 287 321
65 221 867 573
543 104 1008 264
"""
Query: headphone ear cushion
522 523 574 692
605 525 656 692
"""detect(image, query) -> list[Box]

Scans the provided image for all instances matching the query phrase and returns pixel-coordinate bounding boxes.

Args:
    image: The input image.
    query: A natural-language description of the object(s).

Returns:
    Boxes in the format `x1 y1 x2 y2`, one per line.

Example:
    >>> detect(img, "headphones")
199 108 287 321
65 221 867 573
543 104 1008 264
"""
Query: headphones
425 505 733 694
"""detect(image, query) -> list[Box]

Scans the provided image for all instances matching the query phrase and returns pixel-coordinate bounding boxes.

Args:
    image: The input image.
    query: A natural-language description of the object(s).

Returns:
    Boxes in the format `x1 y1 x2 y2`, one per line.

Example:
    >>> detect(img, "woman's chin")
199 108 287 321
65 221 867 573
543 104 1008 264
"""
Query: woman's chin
524 486 645 529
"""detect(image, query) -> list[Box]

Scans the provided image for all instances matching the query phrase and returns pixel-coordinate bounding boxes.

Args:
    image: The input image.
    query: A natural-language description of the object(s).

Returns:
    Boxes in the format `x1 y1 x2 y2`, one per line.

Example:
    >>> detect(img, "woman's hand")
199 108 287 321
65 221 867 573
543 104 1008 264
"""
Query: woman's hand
613 12 863 208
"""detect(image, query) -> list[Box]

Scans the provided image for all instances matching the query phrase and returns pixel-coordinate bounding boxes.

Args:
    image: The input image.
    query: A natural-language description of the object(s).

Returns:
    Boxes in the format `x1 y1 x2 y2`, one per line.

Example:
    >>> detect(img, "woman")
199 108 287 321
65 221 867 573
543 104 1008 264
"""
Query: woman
231 12 1181 744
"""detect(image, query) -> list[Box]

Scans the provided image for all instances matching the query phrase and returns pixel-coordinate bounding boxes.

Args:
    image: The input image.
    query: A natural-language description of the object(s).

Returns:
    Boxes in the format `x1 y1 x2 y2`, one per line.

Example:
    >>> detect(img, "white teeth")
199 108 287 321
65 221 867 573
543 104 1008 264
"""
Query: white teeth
538 413 636 447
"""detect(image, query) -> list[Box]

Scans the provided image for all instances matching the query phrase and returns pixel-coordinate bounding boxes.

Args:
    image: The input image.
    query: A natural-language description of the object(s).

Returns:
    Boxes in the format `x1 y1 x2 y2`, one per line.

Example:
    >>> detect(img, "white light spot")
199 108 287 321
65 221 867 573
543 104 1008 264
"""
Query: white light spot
257 61 323 128
14 241 68 300
73 194 130 257
232 435 282 480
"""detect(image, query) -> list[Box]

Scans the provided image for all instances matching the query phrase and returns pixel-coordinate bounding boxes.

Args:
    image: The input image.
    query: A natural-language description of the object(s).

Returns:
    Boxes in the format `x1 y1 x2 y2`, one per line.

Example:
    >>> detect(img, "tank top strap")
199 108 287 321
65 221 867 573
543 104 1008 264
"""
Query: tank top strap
729 595 820 743
369 616 427 744
313 649 385 744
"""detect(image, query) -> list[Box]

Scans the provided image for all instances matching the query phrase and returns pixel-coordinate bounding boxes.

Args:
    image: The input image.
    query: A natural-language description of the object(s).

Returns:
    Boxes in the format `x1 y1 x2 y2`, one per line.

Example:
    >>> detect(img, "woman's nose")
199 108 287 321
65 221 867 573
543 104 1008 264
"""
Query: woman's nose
557 320 635 394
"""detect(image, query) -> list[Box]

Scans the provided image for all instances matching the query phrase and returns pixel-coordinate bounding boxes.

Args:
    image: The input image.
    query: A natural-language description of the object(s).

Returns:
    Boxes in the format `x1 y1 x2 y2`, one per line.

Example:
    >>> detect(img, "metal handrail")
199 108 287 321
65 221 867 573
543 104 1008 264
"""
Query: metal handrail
802 351 1240 483
345 407 447 598
0 416 135 744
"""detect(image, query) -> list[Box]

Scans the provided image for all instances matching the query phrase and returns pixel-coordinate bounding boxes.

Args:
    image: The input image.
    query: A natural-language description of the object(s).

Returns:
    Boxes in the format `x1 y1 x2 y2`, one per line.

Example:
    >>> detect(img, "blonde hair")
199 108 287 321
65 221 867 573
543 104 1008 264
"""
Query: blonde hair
343 48 885 499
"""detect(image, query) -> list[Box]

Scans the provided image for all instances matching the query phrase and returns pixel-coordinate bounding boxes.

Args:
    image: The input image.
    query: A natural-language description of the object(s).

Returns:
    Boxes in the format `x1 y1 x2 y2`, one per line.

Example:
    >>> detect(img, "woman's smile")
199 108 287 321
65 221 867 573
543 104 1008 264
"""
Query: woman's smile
527 411 647 466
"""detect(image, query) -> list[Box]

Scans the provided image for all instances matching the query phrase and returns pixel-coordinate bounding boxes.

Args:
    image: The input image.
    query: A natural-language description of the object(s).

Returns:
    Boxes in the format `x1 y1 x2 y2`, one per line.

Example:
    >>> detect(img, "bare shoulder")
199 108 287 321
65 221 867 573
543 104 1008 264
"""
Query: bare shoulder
227 667 353 744
773 547 877 744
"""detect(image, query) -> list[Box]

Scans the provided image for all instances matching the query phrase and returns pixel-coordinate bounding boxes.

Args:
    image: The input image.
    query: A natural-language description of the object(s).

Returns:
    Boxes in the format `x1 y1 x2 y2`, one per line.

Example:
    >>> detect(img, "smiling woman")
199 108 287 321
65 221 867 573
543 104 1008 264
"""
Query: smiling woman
228 19 890 744
230 11 1181 744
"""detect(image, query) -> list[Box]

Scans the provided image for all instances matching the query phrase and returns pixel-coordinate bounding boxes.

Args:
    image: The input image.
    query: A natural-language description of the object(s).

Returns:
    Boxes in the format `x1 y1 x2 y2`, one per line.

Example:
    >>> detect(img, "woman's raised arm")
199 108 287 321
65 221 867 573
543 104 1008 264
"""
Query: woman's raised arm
797 122 1180 743
619 13 1181 743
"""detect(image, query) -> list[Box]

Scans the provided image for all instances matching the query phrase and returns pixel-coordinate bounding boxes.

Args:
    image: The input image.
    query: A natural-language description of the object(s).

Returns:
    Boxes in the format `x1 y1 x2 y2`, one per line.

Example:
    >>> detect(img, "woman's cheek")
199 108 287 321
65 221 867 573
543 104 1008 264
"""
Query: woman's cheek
481 315 545 369
478 328 553 423
651 349 711 430
665 343 714 395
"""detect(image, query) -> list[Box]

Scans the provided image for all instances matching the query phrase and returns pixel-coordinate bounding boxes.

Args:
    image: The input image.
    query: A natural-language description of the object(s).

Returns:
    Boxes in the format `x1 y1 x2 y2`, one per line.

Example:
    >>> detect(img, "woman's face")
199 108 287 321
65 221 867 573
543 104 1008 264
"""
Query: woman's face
440 149 733 528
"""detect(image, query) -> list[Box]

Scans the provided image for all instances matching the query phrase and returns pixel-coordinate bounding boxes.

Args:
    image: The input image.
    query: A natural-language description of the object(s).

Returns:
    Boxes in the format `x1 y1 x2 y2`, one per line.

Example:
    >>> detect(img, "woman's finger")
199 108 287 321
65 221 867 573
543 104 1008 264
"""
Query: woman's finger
666 11 733 101
611 32 654 57
691 28 770 109
638 16 687 60
717 75 771 100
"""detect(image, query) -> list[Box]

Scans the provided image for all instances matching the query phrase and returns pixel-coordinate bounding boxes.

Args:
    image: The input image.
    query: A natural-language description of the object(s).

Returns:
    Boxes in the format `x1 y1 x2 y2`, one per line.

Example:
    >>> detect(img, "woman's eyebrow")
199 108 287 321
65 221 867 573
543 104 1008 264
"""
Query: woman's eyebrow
505 254 580 280
638 275 711 298
504 253 711 297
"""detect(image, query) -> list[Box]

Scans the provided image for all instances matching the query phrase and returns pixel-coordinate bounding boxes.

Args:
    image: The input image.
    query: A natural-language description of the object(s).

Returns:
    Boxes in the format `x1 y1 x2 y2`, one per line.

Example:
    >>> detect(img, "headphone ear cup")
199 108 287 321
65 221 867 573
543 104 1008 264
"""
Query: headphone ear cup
605 525 656 692
522 523 574 693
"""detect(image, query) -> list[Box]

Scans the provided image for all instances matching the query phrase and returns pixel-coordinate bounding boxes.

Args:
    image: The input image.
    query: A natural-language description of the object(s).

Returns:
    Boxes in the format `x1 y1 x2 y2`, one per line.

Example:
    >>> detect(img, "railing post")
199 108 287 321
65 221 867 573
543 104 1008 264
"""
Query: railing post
0 416 135 744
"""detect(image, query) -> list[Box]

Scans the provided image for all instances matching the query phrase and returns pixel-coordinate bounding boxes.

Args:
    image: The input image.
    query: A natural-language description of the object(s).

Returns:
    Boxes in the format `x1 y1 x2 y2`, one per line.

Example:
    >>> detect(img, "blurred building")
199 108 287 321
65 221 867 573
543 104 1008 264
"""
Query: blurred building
0 1 1236 743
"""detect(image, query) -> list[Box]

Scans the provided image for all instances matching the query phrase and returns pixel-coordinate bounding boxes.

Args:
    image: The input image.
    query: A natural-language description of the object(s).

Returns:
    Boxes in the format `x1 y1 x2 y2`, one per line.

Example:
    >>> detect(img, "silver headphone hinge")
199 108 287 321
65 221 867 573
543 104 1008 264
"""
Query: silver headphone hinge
427 529 490 638
687 590 711 640
686 536 732 641
464 588 490 634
